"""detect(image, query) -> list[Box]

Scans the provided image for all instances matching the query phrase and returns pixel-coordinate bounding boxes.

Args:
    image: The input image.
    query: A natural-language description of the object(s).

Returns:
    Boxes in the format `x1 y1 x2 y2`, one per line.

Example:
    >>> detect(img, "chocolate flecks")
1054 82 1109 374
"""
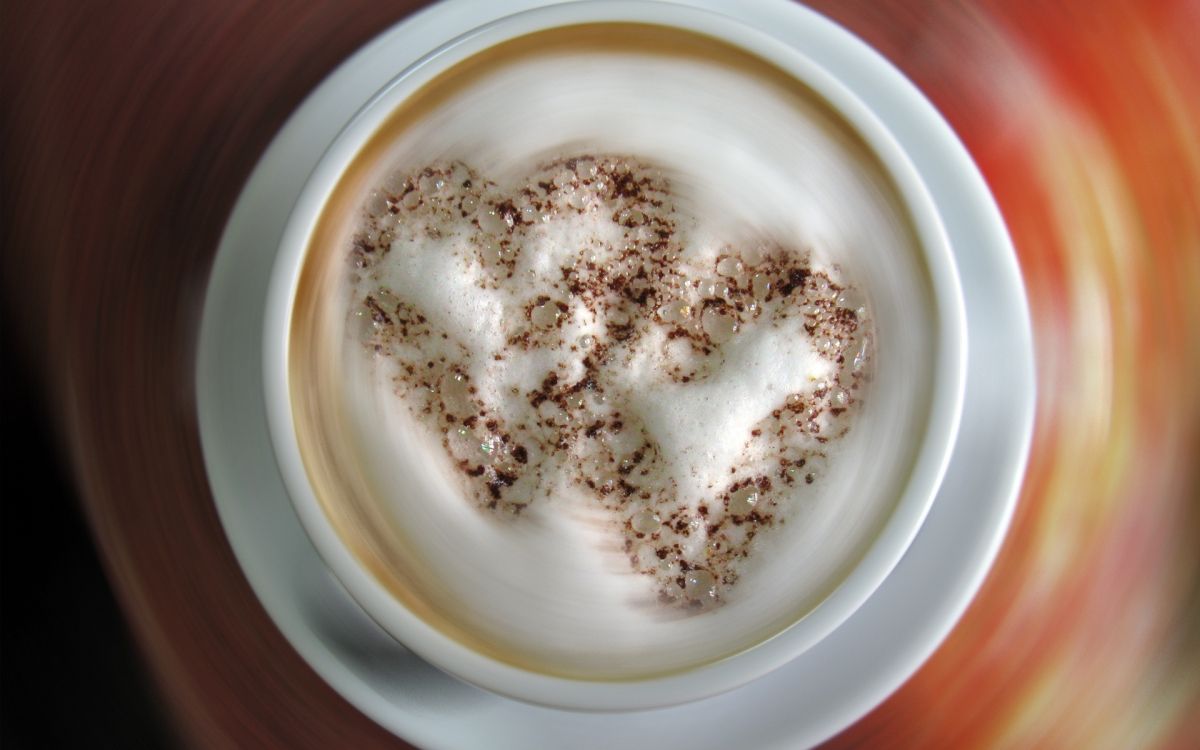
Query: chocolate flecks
347 154 874 611
494 470 517 487
610 323 634 341
363 295 392 326
778 268 810 296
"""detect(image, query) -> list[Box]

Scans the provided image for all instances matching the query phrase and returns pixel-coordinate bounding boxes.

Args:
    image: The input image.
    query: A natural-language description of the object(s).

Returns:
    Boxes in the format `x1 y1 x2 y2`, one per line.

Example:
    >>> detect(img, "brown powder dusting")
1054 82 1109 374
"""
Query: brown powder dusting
347 155 873 610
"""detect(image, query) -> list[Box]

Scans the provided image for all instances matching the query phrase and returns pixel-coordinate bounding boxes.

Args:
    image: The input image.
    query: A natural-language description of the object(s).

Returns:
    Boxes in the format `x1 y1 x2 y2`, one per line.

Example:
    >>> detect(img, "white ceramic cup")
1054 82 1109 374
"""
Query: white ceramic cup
263 0 966 711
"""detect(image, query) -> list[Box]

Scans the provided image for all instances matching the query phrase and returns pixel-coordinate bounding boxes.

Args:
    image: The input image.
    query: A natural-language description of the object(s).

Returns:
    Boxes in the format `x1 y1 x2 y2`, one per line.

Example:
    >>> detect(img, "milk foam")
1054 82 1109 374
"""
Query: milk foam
310 43 935 677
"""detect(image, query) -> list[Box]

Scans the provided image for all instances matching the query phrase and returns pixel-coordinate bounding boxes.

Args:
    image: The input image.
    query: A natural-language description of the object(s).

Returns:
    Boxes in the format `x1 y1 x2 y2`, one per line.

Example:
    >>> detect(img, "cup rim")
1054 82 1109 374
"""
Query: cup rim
262 0 967 711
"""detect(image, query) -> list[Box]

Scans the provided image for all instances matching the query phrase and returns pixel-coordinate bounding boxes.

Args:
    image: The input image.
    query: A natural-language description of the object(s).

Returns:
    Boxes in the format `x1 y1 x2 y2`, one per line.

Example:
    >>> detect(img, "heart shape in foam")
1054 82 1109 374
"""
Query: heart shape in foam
348 155 871 609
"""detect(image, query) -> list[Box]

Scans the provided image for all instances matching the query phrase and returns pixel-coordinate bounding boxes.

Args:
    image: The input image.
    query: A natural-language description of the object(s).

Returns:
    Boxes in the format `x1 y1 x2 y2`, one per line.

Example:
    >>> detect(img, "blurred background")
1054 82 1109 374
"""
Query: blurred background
2 0 1197 747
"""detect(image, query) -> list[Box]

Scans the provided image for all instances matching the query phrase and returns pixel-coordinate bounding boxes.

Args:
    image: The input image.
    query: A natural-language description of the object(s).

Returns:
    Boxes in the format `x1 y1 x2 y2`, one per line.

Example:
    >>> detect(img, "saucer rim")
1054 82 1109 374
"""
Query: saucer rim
196 0 1034 747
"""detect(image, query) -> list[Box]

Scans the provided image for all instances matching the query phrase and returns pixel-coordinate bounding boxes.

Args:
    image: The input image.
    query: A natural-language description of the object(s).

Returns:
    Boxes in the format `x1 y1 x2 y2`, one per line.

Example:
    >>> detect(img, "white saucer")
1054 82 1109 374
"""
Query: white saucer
197 1 1034 747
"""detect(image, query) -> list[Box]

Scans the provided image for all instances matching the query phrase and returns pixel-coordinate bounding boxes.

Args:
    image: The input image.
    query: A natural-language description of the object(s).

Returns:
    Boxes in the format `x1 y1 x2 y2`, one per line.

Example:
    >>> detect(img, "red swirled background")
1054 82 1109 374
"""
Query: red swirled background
2 0 1197 747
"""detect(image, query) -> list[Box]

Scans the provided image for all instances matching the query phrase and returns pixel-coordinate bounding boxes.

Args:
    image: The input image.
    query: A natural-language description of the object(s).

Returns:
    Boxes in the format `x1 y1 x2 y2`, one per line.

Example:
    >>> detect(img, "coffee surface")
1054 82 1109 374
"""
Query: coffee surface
350 154 871 610
289 24 937 678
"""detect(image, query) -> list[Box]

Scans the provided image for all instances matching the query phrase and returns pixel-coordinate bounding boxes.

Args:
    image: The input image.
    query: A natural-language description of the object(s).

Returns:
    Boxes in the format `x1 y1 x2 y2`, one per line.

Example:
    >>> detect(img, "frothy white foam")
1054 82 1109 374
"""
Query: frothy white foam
628 320 833 508
318 45 935 677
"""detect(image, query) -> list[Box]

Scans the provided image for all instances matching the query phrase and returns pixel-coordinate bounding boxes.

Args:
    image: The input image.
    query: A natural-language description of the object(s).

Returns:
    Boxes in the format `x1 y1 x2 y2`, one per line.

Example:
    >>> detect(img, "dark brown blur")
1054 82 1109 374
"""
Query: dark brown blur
2 2 425 747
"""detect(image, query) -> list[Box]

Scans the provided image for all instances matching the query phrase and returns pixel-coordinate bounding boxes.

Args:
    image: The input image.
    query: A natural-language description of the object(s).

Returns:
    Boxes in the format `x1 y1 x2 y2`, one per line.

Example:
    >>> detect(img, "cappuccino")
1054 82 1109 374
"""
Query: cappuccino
289 25 936 679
